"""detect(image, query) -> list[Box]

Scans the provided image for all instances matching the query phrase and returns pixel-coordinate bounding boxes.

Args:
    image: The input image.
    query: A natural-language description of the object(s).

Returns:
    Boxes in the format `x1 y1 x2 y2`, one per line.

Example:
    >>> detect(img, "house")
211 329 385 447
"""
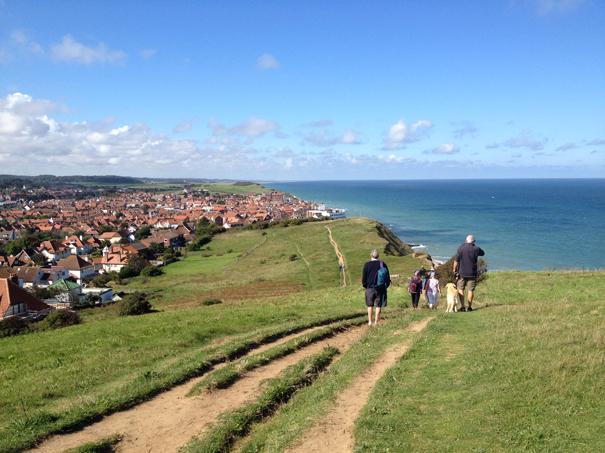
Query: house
94 246 129 273
56 255 96 283
38 240 71 262
141 230 185 249
0 227 18 242
62 235 92 255
7 249 36 267
0 276 52 319
80 287 113 305
99 231 122 244
49 278 82 305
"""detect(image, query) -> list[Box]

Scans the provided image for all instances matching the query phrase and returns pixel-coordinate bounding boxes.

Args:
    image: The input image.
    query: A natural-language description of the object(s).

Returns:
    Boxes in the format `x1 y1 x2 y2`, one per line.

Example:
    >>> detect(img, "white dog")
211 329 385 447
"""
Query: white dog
445 282 459 313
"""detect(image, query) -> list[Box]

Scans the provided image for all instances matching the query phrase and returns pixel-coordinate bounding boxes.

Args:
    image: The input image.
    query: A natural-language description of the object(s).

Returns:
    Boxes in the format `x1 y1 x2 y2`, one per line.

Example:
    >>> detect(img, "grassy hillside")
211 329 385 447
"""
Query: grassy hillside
2 218 602 452
0 218 423 451
235 271 604 453
121 218 423 309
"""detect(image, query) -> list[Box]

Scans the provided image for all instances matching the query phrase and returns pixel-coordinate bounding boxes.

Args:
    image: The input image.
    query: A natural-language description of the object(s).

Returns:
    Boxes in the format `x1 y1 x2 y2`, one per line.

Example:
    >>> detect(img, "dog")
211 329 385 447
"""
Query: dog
445 282 459 313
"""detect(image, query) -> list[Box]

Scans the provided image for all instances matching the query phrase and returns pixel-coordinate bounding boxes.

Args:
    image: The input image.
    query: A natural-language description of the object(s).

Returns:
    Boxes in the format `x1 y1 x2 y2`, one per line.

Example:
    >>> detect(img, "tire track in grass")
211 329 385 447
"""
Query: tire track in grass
31 323 367 453
286 317 434 453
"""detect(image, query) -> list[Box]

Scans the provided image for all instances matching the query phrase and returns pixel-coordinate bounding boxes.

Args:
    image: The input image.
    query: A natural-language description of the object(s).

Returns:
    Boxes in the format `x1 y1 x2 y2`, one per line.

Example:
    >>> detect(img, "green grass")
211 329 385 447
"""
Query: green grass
8 219 599 452
125 181 269 194
0 218 425 452
237 308 428 452
187 317 366 395
192 182 269 195
354 271 605 452
64 434 122 453
0 297 363 452
119 218 424 310
183 346 340 453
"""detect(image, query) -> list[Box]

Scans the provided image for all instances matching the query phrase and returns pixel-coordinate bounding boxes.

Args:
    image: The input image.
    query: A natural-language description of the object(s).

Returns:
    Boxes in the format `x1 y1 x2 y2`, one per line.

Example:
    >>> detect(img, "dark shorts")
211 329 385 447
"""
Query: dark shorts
365 287 385 308
456 277 477 292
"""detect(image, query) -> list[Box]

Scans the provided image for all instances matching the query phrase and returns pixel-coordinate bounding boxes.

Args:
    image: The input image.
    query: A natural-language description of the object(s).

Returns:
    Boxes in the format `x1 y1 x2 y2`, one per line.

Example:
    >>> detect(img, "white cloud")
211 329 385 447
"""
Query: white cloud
382 119 433 150
140 48 157 59
535 0 585 15
235 117 279 137
430 143 460 155
303 129 361 147
207 117 281 147
304 119 333 128
452 121 478 138
502 132 548 151
256 53 280 70
10 29 43 54
586 138 605 146
0 29 44 63
51 35 126 64
173 121 193 134
0 92 199 175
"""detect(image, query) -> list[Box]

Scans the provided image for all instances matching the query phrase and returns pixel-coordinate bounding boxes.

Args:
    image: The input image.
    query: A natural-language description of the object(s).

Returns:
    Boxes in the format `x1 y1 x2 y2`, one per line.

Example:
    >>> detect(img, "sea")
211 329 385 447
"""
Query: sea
268 179 605 271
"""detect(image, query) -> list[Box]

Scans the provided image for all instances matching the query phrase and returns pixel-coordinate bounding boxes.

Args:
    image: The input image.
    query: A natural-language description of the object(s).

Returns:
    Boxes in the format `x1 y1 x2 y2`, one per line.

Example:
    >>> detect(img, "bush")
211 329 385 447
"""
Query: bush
38 310 80 330
119 266 139 279
0 317 29 338
118 292 153 316
201 298 223 306
141 265 163 277
90 272 117 287
188 234 212 251
289 254 298 261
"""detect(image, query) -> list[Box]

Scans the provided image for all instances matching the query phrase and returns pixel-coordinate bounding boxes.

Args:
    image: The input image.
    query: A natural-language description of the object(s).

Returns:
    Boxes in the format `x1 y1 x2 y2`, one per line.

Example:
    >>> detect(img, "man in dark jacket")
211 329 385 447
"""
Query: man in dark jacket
362 249 389 325
453 234 485 312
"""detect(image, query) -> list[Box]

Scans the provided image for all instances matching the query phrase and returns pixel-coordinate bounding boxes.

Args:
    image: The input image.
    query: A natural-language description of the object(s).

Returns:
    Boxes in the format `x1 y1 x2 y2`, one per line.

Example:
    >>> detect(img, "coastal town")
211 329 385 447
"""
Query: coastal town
0 181 343 321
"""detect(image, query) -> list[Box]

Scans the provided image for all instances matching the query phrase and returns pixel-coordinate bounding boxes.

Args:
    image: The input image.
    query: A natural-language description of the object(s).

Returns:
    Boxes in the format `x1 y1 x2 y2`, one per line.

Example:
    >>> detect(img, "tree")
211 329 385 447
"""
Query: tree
118 254 149 279
135 225 152 240
32 253 47 266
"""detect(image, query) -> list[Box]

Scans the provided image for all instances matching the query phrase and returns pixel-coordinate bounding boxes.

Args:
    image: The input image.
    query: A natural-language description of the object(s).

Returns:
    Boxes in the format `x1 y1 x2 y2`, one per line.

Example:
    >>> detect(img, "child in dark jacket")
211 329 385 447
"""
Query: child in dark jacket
408 271 423 309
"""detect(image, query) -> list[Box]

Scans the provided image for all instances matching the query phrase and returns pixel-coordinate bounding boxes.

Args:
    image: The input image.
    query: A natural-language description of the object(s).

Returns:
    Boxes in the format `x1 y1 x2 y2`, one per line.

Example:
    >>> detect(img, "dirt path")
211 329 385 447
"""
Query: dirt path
32 324 367 453
325 225 348 287
286 317 434 453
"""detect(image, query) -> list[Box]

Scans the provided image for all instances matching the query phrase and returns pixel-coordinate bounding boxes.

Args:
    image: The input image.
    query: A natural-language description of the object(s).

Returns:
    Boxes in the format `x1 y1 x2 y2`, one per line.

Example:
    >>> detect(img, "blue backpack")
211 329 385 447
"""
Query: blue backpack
376 261 390 288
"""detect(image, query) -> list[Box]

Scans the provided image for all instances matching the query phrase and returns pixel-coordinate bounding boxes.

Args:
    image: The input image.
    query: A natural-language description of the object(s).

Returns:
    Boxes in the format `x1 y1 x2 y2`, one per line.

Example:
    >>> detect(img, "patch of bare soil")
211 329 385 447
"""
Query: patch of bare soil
286 317 434 453
31 324 366 453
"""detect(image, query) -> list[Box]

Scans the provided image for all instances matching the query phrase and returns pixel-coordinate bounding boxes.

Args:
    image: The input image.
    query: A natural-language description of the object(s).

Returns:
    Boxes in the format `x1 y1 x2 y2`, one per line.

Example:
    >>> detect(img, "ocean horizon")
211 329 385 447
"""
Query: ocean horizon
269 179 605 271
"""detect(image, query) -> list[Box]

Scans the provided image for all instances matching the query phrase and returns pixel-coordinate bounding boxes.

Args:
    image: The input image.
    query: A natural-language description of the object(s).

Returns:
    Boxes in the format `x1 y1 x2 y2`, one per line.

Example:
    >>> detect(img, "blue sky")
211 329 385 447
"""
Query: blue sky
0 0 603 180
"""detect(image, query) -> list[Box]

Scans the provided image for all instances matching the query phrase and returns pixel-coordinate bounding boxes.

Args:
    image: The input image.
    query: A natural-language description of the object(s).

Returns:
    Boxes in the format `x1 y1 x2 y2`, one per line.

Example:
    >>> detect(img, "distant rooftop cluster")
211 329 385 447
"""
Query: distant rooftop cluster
0 183 339 320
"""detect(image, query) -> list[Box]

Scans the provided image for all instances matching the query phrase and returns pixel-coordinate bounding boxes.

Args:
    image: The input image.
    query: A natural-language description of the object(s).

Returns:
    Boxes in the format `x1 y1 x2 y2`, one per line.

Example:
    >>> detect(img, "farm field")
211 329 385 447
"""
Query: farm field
125 181 270 195
0 219 603 452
